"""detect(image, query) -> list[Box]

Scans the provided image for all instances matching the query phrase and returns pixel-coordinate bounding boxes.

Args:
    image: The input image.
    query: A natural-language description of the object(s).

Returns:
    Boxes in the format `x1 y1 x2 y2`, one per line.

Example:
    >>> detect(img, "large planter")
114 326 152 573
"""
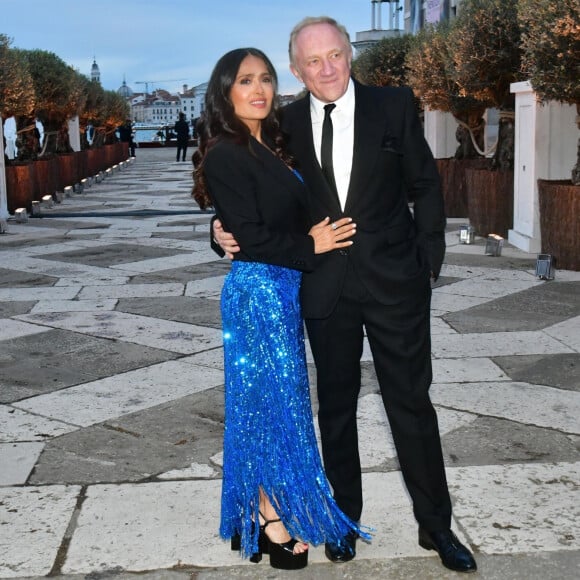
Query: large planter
436 157 490 218
57 154 78 190
119 142 129 160
35 157 60 199
104 144 117 168
538 179 579 271
75 150 89 182
5 163 38 213
465 168 514 238
86 148 101 176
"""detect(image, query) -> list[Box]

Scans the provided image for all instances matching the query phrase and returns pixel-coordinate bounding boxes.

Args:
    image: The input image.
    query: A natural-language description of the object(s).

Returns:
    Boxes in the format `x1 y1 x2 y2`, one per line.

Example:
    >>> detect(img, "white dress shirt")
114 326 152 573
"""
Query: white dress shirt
310 79 355 210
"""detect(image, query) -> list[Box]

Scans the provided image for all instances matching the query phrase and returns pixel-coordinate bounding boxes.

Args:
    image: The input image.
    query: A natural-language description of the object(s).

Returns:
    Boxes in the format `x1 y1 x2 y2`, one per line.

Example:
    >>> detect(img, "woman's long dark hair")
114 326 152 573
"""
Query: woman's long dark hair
192 48 295 209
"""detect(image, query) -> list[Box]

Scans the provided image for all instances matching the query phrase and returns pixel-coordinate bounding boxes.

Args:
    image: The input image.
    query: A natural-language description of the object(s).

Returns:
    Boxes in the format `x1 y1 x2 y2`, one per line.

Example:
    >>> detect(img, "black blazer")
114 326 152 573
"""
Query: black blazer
282 81 446 318
204 137 316 272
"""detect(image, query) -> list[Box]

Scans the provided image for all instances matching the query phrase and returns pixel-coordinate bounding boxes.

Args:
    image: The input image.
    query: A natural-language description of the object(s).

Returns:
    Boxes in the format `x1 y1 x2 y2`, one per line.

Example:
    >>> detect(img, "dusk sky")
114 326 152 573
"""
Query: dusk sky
3 0 379 96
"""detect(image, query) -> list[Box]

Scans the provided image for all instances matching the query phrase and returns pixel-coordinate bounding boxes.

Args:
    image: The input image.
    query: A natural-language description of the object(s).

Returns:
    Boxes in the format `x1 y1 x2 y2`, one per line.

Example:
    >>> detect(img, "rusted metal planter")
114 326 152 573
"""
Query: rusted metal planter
75 150 89 182
465 168 514 238
538 179 579 271
5 163 38 213
436 157 490 218
57 154 78 190
34 158 60 200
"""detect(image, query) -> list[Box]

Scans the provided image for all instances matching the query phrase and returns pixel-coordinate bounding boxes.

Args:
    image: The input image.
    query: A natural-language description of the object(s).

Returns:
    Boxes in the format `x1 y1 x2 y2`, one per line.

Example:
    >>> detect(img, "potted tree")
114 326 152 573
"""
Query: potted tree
406 23 491 216
452 0 524 237
19 49 85 191
519 0 579 270
98 90 130 166
352 34 413 88
0 35 37 212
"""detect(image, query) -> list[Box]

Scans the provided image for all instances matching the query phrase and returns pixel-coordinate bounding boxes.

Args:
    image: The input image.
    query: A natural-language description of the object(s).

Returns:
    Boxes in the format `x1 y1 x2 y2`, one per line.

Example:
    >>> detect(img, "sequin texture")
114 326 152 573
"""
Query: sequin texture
219 261 369 558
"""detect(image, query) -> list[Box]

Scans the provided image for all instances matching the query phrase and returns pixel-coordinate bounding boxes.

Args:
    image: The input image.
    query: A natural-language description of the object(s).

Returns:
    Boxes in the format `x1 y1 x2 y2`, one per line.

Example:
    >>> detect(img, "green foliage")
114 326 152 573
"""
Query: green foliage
100 90 130 142
518 0 580 105
452 0 524 109
352 34 413 87
405 23 489 126
17 48 84 130
0 34 35 120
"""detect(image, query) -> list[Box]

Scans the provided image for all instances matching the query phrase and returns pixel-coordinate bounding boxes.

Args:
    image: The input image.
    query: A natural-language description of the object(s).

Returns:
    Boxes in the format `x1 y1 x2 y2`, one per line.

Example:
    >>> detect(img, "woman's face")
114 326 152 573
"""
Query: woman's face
229 54 274 135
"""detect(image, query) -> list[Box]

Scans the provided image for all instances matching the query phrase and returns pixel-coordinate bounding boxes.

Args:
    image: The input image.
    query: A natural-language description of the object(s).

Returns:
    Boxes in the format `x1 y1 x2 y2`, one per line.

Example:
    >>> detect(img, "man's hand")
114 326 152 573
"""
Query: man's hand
213 219 240 259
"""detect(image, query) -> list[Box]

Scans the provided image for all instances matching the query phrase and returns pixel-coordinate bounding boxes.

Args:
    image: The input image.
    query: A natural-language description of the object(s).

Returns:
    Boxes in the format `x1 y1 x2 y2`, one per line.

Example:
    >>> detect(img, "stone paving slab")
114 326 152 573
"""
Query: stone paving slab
13 360 224 427
14 311 222 354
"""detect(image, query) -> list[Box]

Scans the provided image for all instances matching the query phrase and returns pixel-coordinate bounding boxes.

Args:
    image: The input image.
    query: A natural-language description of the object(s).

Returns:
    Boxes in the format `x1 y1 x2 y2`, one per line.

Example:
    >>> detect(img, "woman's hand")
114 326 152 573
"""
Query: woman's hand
213 219 240 259
309 217 356 254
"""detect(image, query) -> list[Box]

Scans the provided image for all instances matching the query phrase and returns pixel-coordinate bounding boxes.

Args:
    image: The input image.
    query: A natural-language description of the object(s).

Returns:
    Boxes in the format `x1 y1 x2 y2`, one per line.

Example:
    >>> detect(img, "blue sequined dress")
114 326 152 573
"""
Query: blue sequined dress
220 261 369 558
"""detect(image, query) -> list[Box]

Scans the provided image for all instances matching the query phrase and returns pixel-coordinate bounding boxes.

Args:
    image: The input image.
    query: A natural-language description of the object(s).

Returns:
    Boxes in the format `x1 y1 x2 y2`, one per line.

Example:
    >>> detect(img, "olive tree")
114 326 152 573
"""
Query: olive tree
0 35 36 161
451 0 524 170
406 23 490 159
94 90 129 146
352 34 413 87
518 0 580 183
18 49 84 155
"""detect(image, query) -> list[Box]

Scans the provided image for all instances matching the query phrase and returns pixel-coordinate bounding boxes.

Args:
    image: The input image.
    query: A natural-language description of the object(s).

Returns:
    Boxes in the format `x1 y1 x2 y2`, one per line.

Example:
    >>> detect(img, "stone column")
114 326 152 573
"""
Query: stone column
509 81 577 252
423 108 458 159
68 116 81 152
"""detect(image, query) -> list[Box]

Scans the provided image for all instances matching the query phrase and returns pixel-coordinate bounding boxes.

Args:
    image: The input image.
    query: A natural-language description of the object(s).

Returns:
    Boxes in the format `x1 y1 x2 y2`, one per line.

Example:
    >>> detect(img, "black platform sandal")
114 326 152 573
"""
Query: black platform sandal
230 526 269 563
260 511 308 570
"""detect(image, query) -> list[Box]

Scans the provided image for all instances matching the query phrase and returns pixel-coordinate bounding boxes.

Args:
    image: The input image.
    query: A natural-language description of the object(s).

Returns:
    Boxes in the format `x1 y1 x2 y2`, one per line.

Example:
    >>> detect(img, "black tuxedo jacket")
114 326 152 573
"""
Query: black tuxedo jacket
204 137 316 272
282 81 446 319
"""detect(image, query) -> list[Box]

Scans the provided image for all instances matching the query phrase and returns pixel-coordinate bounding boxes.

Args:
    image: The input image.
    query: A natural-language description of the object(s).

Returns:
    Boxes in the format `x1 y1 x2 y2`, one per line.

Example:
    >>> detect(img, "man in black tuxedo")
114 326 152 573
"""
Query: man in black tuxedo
213 16 476 573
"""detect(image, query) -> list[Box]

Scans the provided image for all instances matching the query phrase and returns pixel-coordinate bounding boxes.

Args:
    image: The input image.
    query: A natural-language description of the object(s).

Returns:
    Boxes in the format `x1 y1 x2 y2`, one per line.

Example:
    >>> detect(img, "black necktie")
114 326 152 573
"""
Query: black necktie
321 103 337 195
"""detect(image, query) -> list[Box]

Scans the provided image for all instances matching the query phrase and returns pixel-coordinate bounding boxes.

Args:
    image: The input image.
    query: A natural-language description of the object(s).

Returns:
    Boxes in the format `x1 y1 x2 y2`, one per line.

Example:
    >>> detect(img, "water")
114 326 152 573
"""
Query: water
133 128 165 144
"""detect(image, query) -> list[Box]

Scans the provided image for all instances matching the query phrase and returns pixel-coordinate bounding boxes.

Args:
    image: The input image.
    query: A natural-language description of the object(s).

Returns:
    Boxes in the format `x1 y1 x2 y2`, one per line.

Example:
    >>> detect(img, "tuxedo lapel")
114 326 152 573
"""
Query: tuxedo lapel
344 83 389 214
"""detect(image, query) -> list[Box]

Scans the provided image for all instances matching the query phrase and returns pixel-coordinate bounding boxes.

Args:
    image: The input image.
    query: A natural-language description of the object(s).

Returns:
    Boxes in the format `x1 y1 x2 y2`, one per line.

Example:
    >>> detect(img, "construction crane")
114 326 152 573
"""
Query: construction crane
135 79 187 95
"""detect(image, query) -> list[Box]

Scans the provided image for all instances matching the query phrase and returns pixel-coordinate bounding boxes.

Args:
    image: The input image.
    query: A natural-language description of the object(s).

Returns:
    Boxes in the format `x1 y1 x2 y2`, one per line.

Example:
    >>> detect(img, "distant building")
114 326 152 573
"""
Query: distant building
353 1 463 51
90 58 100 84
353 0 404 54
404 0 461 34
178 84 196 123
117 77 134 98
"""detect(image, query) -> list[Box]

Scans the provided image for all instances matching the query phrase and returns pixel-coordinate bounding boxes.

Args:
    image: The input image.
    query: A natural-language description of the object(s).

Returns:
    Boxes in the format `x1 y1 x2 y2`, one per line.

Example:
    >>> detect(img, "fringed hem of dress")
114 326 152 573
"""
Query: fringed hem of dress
219 261 371 558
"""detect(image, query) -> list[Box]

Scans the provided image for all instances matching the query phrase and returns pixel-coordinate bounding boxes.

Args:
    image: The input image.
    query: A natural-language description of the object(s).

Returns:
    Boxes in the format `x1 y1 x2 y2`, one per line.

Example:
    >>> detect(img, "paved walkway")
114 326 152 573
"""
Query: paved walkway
1 149 579 580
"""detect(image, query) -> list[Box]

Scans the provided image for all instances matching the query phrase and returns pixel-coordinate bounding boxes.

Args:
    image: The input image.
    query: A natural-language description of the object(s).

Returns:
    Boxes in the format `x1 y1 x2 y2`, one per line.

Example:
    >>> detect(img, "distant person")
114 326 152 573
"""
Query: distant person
174 113 190 162
118 119 136 157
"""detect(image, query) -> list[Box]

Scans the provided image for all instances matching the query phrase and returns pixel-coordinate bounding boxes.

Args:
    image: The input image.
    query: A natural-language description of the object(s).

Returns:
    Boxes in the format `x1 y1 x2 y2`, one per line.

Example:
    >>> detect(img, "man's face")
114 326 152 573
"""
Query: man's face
290 22 352 104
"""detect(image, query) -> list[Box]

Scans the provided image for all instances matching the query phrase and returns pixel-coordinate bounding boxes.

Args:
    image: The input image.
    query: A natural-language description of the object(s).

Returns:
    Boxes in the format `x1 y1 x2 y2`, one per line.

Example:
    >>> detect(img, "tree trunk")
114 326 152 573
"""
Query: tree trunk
492 110 515 171
14 117 40 162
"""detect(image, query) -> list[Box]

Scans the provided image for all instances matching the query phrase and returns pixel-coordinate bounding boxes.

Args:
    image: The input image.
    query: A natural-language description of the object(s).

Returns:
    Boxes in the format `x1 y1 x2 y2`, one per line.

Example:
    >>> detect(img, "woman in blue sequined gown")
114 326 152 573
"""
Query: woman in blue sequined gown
192 48 368 569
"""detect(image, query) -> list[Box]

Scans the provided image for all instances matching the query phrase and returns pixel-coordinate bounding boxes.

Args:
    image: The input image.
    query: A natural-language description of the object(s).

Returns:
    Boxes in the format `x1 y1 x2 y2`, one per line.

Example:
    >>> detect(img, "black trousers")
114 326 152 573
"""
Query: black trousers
305 261 452 531
176 143 188 162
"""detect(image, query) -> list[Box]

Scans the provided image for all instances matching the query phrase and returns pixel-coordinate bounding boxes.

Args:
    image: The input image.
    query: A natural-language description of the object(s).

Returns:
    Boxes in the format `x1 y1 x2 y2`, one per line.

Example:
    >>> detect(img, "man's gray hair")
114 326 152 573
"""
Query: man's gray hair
288 16 352 66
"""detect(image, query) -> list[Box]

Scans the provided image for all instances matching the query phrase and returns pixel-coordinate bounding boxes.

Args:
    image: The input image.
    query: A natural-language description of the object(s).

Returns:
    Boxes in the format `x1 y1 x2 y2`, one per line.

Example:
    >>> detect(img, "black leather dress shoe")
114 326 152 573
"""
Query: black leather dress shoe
324 530 357 563
419 528 477 573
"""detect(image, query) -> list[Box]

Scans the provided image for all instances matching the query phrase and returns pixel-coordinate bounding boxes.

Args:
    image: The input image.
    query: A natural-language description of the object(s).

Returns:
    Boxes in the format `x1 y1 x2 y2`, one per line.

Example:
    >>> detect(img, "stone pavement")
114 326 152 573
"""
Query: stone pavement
0 148 579 580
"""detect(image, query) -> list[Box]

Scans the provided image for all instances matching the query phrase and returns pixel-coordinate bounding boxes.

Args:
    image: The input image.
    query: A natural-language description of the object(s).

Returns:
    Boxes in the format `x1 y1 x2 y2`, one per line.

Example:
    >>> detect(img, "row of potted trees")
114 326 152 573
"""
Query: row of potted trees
4 142 128 213
352 0 578 270
1 34 131 211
